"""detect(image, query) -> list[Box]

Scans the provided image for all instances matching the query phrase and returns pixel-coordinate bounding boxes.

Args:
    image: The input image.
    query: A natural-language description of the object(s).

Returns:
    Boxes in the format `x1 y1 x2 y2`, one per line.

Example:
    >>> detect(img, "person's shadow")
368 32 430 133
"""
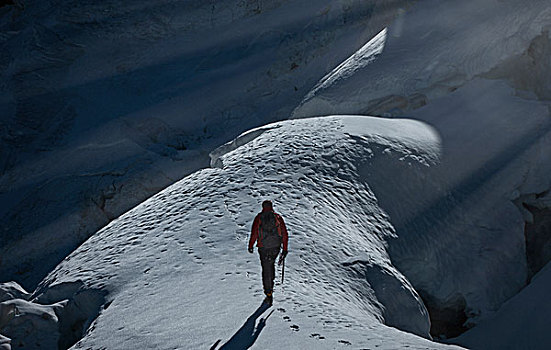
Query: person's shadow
211 302 274 350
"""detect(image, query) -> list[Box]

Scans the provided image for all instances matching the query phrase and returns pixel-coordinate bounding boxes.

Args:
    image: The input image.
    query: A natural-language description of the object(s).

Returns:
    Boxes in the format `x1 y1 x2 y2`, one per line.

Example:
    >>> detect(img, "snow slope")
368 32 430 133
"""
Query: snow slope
292 0 551 343
293 0 551 118
0 0 410 289
453 262 551 350
2 116 467 349
2 0 551 348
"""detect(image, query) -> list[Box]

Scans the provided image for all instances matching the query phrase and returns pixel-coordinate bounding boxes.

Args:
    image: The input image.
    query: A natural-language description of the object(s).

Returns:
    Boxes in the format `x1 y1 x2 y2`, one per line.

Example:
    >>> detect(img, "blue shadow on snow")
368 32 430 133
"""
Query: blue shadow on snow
213 302 274 350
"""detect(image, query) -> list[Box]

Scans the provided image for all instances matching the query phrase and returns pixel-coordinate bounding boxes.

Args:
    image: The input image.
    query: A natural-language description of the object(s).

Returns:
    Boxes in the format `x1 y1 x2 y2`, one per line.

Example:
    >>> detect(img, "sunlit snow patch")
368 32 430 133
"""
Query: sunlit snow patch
303 28 388 102
9 116 463 350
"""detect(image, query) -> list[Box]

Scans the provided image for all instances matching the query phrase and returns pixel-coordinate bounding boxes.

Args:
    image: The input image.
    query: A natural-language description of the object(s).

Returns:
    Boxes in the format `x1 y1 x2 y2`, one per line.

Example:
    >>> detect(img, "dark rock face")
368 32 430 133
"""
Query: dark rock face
484 30 551 101
523 201 551 281
418 291 470 340
0 1 14 8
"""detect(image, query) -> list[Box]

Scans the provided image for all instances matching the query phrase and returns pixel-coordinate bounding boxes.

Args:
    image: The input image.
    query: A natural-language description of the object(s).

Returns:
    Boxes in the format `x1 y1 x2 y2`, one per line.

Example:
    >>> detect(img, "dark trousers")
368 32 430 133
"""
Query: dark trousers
258 247 280 294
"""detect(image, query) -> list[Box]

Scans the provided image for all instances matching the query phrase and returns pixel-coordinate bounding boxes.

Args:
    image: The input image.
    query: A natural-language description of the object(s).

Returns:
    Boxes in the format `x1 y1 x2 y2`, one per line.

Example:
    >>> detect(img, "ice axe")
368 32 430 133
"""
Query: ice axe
278 254 285 284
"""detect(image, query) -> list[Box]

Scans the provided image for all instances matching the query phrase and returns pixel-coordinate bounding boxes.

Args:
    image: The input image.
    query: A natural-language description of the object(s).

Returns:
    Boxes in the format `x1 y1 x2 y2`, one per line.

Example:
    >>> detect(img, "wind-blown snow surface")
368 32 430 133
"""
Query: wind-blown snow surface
292 0 551 345
0 0 410 289
23 116 464 349
2 0 551 348
293 0 551 118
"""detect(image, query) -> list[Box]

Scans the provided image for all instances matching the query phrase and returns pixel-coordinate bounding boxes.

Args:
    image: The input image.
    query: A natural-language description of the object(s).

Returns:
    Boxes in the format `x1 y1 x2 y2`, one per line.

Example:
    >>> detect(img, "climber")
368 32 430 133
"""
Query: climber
248 200 288 306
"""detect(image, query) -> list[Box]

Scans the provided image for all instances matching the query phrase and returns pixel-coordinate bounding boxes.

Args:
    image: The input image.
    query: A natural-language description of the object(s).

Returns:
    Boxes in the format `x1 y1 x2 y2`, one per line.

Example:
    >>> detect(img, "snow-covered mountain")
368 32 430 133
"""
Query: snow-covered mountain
4 115 465 349
2 0 551 349
293 0 551 118
0 0 407 290
292 0 551 343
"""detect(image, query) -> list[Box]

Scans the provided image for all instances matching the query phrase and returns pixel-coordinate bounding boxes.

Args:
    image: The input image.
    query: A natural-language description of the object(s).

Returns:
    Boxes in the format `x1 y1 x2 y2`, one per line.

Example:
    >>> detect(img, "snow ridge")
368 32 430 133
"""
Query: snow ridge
209 123 282 169
23 116 463 349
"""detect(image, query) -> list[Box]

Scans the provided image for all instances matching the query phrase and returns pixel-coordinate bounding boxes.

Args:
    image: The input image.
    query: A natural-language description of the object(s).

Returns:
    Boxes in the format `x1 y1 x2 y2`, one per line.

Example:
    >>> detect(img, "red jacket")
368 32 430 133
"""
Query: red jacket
249 208 288 251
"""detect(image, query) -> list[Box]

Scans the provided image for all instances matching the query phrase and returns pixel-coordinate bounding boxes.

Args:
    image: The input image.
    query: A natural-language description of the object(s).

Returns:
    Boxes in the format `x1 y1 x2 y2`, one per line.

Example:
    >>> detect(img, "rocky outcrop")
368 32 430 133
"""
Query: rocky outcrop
517 191 551 281
0 281 106 350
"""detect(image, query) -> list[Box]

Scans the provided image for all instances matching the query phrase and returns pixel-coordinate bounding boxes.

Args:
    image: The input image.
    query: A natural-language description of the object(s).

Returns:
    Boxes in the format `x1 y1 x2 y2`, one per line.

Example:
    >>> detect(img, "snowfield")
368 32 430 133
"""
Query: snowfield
293 0 551 119
455 262 551 350
292 0 551 345
1 0 551 349
5 116 466 349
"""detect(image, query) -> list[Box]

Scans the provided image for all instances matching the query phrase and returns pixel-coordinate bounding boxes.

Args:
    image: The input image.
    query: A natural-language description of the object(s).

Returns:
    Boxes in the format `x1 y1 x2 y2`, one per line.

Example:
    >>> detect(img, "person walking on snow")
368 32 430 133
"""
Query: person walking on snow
248 200 288 306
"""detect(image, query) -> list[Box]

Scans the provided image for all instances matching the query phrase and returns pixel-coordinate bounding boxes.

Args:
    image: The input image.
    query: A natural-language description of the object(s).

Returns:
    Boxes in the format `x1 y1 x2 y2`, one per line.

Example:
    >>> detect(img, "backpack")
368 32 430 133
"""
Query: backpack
259 211 282 248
